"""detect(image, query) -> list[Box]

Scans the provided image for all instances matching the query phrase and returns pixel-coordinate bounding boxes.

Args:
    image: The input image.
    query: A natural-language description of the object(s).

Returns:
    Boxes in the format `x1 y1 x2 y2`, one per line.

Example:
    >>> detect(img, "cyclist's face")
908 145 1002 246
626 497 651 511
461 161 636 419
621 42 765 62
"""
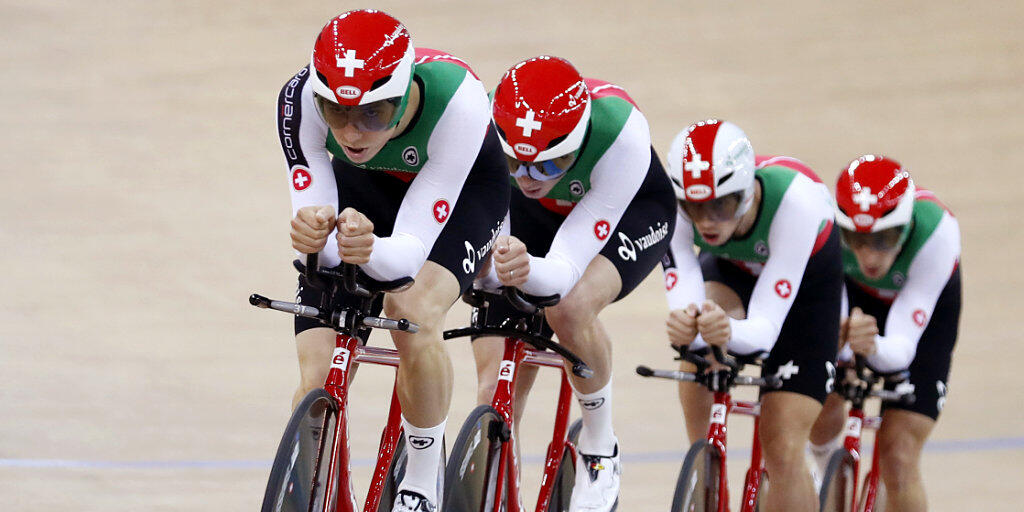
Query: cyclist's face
681 193 743 246
842 227 904 278
317 96 398 163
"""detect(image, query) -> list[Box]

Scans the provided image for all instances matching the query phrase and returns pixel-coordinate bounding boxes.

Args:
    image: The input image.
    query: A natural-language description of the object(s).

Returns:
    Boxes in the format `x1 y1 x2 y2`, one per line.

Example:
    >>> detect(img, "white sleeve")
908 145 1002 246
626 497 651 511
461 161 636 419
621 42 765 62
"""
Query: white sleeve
727 177 832 355
663 214 709 350
519 109 651 297
361 75 491 281
474 212 510 292
868 214 961 372
283 75 343 267
837 283 853 362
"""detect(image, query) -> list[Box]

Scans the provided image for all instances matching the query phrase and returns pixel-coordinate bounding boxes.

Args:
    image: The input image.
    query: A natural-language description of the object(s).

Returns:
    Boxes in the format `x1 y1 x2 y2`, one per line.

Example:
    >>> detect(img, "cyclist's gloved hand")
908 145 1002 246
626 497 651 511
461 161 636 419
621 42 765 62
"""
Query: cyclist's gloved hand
493 235 530 287
336 207 375 265
846 307 879 356
292 205 336 254
697 300 731 347
667 303 700 348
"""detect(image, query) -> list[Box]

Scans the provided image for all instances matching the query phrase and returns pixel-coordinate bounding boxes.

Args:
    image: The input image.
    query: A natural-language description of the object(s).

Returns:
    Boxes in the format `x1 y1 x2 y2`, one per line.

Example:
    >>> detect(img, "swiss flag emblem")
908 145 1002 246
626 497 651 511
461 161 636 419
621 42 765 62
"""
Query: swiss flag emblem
594 220 611 241
432 199 451 224
912 309 927 327
292 167 312 191
665 271 678 290
774 279 793 298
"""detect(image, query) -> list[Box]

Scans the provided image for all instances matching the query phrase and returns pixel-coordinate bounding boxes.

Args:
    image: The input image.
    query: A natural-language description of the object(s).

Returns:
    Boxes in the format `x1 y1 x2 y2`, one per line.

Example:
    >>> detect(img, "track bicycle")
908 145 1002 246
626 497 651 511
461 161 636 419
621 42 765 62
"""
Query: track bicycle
252 254 442 512
441 287 593 512
636 345 782 512
817 357 915 512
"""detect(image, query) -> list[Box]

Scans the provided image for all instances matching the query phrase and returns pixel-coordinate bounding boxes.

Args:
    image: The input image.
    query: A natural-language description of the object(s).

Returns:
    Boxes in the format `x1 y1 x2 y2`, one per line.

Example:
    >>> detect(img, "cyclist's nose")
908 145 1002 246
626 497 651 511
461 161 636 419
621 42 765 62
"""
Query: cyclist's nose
334 121 364 144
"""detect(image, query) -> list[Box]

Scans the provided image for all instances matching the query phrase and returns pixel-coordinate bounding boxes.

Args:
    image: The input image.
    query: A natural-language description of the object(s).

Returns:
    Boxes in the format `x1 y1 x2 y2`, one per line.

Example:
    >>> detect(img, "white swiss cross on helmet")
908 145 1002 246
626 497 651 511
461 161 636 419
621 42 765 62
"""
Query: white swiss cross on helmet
666 119 756 216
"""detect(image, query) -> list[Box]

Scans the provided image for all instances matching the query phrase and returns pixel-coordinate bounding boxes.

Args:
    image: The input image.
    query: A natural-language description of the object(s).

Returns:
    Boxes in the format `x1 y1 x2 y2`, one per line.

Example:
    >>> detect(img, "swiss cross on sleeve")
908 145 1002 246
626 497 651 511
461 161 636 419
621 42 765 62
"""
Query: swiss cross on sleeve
515 110 543 137
852 187 878 211
336 49 365 77
292 168 312 191
432 199 451 223
774 279 792 298
594 220 611 241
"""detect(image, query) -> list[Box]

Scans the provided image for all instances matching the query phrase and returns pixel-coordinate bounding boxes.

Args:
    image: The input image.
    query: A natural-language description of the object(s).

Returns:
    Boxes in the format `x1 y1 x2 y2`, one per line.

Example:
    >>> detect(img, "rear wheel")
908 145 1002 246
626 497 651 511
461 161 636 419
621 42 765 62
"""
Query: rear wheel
545 419 582 512
443 405 508 512
377 434 446 511
261 388 341 512
819 449 856 512
671 440 723 512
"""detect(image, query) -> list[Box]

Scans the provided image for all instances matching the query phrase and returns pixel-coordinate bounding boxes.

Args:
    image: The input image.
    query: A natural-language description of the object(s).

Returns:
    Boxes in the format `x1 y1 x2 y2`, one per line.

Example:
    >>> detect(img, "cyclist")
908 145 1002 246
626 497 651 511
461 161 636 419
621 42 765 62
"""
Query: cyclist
473 56 676 511
662 119 842 511
808 155 961 511
276 10 509 511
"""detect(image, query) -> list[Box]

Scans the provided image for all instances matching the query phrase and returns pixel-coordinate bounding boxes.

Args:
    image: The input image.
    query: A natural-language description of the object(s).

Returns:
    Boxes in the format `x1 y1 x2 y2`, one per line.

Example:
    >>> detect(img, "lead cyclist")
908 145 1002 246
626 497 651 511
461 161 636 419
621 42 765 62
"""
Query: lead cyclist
472 56 677 512
662 120 842 512
275 10 509 512
808 155 962 512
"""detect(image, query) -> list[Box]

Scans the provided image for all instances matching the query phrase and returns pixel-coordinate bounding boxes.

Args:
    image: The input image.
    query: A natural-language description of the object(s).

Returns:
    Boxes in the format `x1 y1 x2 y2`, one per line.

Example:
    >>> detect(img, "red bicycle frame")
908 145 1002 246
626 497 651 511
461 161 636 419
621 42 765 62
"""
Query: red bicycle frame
487 335 578 512
702 390 765 512
834 400 887 512
319 332 406 512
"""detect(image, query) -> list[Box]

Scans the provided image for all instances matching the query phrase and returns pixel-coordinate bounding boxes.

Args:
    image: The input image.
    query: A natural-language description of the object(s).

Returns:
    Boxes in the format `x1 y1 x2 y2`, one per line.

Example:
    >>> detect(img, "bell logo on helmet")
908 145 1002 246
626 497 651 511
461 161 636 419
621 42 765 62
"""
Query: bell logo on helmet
685 184 712 200
335 85 361 100
515 109 543 137
514 143 537 157
335 49 365 78
853 213 875 228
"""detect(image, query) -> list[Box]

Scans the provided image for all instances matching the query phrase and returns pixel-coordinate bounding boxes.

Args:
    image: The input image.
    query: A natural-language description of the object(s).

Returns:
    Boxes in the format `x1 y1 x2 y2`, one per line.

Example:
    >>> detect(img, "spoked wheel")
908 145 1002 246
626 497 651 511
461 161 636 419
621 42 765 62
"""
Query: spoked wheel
545 418 582 512
261 388 341 512
819 449 857 512
443 405 508 512
671 440 723 512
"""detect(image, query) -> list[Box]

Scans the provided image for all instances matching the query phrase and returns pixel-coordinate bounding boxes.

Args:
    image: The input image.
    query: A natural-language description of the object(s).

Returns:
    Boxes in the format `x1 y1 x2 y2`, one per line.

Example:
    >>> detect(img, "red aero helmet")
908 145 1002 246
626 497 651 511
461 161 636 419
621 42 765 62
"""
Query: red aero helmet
835 155 915 233
310 9 415 107
492 56 591 162
667 119 756 210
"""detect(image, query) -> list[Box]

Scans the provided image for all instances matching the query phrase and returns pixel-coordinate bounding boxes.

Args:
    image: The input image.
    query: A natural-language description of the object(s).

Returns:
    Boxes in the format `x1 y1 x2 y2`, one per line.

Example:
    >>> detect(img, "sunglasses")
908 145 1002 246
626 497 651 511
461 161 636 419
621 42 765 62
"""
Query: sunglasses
679 192 743 222
505 152 577 182
315 95 399 132
840 226 908 251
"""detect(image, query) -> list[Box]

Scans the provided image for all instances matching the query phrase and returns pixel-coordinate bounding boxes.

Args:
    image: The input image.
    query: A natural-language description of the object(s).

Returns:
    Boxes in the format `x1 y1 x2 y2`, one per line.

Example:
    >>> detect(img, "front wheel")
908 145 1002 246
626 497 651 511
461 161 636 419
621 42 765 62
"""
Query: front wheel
261 388 341 512
443 405 507 512
546 419 582 512
671 440 723 512
377 433 447 511
819 449 856 512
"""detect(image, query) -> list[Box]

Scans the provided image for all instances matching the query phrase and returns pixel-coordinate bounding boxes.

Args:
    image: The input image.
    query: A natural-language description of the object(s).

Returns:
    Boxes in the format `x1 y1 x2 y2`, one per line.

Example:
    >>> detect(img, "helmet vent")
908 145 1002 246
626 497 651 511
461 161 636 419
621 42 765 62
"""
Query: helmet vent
716 171 734 187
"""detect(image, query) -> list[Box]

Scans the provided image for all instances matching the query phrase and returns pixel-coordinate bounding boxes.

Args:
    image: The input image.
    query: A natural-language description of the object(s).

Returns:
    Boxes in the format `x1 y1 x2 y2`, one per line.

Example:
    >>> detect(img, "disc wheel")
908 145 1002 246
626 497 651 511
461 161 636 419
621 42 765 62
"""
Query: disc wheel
545 418 582 512
261 388 341 512
819 449 857 512
442 405 508 512
671 440 723 512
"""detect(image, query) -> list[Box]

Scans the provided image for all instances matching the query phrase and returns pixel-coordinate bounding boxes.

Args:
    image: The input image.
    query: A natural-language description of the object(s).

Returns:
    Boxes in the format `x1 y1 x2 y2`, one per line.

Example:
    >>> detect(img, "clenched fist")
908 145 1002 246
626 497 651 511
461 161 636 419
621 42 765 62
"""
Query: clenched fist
291 205 336 254
667 303 700 348
846 307 879 356
697 300 731 347
492 235 530 287
336 207 375 264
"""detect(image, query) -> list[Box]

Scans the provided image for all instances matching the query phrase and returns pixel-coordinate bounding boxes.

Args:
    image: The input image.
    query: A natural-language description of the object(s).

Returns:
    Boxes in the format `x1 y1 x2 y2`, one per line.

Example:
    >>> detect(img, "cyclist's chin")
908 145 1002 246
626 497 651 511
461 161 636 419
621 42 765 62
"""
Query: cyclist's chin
341 144 384 163
515 176 558 199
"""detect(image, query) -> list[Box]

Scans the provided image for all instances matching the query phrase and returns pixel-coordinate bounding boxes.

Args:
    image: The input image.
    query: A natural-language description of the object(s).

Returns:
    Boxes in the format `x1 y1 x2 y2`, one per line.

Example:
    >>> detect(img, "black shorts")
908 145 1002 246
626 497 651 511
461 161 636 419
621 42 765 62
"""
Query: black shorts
295 128 510 335
478 147 677 339
846 267 962 420
698 228 842 404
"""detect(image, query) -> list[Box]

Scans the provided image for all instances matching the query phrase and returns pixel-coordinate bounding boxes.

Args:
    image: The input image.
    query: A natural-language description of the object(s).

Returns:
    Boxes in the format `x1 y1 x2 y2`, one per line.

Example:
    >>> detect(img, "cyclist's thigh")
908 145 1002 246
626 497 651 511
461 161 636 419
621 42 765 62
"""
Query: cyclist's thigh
427 128 510 295
761 229 842 404
879 267 962 420
295 327 336 387
597 146 678 302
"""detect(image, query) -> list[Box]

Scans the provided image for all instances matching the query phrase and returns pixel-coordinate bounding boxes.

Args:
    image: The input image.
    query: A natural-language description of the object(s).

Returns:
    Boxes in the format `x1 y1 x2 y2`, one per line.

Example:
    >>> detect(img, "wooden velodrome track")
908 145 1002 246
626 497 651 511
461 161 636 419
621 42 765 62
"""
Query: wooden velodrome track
2 1 1021 510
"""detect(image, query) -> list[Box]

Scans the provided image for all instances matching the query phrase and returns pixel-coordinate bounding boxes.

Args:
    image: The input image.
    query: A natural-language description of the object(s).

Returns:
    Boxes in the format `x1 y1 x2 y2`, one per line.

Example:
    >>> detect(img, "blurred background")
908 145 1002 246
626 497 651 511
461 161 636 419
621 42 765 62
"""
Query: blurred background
1 1 1021 510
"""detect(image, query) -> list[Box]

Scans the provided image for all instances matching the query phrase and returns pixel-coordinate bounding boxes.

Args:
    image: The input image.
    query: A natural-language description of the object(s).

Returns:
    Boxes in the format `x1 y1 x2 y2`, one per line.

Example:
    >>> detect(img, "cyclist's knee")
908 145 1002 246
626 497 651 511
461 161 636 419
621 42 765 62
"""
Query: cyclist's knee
878 429 924 488
760 394 818 471
383 291 447 333
545 293 600 337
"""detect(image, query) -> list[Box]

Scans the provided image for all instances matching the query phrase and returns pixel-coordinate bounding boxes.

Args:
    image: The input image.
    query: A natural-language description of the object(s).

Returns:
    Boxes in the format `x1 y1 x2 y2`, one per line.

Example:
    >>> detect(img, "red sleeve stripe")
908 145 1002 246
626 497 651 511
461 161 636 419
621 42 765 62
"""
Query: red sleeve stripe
584 78 639 108
414 48 479 80
755 154 824 184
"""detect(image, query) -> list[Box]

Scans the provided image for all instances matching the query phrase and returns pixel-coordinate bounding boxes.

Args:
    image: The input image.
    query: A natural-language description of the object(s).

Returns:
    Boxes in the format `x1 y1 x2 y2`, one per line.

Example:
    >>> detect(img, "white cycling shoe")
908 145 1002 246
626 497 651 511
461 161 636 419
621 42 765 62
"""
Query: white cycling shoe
393 489 438 512
568 445 621 512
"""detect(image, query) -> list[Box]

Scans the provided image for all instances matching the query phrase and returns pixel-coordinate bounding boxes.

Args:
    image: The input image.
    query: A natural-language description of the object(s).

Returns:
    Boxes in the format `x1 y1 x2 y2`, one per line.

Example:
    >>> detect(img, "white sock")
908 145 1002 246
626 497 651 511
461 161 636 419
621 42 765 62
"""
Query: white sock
808 435 841 473
574 379 617 456
399 416 446 504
